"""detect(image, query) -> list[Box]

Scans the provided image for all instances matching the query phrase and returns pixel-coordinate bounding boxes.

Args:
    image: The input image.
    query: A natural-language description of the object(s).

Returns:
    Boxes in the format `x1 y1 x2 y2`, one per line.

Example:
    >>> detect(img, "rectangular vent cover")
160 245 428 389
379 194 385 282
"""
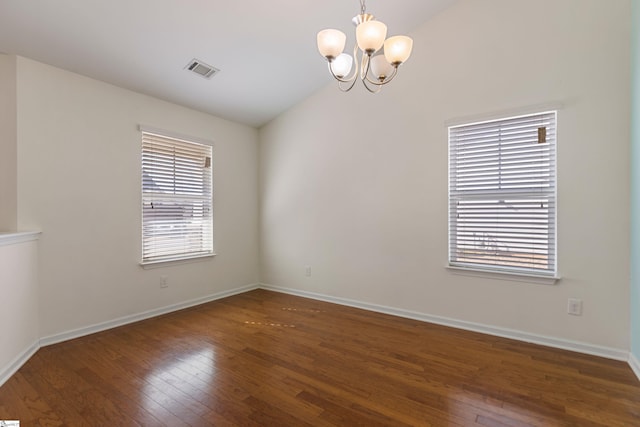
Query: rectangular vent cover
185 59 220 79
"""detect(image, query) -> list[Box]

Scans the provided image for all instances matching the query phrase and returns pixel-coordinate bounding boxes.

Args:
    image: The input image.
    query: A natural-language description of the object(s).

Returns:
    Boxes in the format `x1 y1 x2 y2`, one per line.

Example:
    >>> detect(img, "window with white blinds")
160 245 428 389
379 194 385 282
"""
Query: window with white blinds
141 130 213 264
448 111 557 277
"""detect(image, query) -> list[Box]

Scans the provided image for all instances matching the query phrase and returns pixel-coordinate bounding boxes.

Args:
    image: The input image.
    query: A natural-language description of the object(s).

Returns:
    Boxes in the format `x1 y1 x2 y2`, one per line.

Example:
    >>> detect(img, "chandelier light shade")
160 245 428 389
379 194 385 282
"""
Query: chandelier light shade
317 29 346 60
355 21 387 54
316 0 413 93
332 53 354 78
370 54 394 81
384 36 413 65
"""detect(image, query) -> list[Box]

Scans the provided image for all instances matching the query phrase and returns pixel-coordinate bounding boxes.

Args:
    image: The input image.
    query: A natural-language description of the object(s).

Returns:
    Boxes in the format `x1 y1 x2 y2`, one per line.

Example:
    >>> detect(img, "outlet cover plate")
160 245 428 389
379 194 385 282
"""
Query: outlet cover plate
567 298 582 316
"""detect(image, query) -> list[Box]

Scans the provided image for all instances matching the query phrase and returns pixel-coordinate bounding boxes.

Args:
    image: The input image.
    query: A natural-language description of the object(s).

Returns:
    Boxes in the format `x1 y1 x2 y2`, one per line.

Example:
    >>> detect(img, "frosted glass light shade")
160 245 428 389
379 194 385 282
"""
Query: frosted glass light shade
317 29 346 59
384 35 413 65
356 20 387 54
370 55 393 80
331 53 353 78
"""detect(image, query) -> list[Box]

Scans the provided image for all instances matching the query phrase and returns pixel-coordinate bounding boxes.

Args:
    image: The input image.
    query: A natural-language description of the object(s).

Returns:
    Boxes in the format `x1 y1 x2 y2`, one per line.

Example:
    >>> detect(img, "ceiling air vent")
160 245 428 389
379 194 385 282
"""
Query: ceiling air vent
185 59 220 79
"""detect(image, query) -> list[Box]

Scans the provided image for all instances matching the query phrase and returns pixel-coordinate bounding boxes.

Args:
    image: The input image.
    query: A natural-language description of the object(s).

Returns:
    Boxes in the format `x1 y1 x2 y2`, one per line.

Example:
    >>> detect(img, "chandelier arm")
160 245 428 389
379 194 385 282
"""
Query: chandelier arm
327 43 361 88
338 78 359 92
358 51 383 93
363 65 399 86
359 52 371 81
333 43 363 92
361 78 383 93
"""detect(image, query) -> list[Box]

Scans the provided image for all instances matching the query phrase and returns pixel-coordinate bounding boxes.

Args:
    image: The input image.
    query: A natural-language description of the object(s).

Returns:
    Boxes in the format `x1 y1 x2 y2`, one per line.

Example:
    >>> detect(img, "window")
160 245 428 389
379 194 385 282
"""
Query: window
141 128 213 264
448 111 557 277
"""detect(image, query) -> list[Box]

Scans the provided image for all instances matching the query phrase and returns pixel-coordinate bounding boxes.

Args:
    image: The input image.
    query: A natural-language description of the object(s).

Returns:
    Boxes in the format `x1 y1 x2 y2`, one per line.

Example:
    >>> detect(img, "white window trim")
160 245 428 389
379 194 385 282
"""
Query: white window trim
446 265 560 285
447 110 558 282
139 125 214 266
139 125 214 148
444 102 564 128
140 253 215 269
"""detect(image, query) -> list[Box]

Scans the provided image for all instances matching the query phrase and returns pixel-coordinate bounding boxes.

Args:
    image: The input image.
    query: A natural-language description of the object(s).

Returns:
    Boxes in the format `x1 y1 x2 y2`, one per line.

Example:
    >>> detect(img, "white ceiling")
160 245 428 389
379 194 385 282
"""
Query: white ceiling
0 0 456 128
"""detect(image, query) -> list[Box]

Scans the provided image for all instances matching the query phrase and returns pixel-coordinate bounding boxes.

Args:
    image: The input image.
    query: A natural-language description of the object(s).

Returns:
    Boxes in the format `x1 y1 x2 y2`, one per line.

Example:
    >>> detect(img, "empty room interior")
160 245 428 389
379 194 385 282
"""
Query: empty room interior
2 0 640 425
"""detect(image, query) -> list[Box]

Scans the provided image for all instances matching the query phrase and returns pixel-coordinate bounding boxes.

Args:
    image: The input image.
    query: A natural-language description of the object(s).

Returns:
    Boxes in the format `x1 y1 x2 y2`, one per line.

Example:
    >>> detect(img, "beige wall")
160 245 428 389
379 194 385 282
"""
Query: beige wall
1 0 632 364
0 55 17 231
0 238 39 383
15 57 260 339
259 0 631 350
631 0 640 361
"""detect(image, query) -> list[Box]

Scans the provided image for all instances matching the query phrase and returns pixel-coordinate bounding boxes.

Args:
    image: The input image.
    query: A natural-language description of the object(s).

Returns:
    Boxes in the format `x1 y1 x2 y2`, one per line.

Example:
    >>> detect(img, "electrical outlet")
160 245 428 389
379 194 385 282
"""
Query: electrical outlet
160 276 168 288
305 266 311 277
567 298 582 316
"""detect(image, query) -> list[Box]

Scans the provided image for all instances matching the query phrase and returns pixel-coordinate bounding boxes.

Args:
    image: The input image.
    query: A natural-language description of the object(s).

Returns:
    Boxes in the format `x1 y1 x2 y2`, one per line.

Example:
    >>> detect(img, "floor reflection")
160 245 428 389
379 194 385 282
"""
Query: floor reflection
141 346 216 413
244 320 296 328
281 307 323 313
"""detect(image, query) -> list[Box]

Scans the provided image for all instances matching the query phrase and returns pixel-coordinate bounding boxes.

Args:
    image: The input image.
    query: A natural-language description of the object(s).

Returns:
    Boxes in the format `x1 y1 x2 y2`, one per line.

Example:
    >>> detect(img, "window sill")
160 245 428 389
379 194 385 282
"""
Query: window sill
140 253 216 269
446 265 560 285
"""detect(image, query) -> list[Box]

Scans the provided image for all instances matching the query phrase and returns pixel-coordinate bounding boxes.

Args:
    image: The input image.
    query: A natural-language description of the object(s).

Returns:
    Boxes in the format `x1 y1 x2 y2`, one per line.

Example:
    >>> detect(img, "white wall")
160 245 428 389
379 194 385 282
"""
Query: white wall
0 238 39 384
260 0 631 350
0 55 17 231
15 57 260 339
630 0 640 361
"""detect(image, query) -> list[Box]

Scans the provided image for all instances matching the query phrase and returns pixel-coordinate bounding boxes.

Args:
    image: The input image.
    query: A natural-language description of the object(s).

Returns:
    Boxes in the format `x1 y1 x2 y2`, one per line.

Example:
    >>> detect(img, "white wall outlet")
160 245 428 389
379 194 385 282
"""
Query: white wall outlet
160 276 168 288
305 266 311 277
567 298 582 316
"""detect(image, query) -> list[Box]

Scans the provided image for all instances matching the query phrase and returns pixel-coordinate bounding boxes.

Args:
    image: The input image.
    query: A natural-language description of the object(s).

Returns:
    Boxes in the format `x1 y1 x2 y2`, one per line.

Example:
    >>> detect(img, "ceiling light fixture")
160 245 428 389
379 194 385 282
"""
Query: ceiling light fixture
316 0 413 93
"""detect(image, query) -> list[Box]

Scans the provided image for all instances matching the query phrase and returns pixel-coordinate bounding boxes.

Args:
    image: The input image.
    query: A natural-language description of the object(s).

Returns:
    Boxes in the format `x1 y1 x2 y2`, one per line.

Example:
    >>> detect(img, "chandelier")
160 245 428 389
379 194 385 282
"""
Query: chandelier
316 0 413 93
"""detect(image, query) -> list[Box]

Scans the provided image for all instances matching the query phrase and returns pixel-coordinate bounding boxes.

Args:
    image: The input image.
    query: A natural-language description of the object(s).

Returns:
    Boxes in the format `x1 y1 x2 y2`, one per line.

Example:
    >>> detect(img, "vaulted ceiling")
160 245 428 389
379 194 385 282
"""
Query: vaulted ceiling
0 0 457 127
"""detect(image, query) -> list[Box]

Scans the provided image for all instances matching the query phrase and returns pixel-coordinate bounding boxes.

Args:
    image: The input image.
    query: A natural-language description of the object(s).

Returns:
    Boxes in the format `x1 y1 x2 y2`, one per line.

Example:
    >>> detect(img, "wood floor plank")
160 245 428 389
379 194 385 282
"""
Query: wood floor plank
1 289 639 426
3 372 64 427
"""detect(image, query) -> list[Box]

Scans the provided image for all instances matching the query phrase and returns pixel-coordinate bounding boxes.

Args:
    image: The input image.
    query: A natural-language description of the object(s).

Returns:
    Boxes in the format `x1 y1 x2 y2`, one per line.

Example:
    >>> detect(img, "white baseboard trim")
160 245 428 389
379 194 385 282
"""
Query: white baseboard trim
0 340 40 388
40 283 260 347
4 283 634 389
2 284 260 387
629 353 640 381
259 283 629 362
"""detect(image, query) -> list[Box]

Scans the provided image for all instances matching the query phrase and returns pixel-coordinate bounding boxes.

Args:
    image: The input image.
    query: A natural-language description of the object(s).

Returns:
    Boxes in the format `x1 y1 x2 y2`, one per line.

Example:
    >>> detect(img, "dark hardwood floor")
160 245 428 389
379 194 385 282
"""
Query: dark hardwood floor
1 289 639 426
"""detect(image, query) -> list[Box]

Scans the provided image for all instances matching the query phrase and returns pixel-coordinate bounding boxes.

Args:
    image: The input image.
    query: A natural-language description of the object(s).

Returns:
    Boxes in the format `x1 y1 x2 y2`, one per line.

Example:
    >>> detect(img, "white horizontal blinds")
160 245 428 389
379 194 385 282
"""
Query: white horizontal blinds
449 111 557 275
142 131 213 263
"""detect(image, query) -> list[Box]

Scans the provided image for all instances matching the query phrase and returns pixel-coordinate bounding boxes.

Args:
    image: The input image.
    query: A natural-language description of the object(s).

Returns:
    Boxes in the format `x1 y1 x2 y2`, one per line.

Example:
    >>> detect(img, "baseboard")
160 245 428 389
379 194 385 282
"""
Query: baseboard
0 340 40 388
259 283 629 362
40 283 260 347
629 352 640 381
4 282 632 390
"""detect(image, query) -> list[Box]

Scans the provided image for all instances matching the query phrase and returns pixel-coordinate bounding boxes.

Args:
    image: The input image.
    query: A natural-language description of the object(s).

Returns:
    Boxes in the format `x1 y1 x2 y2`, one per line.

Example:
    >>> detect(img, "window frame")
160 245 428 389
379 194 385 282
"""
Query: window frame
447 111 558 282
139 126 214 266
